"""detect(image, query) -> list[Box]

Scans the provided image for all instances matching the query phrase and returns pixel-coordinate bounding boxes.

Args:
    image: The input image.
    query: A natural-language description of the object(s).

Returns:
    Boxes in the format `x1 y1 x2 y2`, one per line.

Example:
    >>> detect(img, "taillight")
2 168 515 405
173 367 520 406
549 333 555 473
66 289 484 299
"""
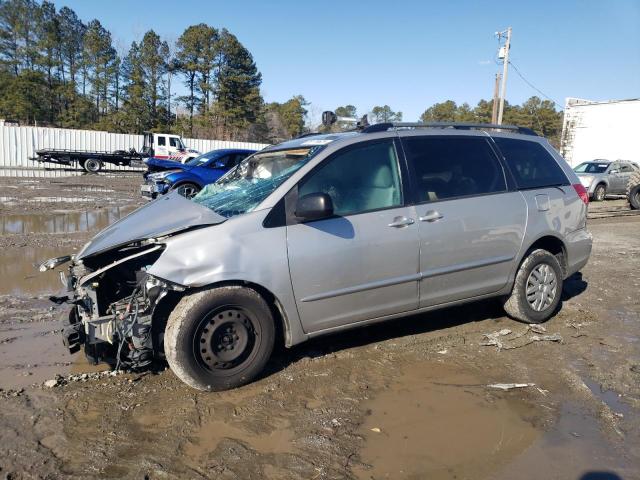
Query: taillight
573 183 589 205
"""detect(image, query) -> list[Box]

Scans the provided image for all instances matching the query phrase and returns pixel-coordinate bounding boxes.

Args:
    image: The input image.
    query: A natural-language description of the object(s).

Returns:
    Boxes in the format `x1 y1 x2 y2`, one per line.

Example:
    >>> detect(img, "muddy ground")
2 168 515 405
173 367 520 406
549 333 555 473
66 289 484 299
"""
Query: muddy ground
0 169 638 480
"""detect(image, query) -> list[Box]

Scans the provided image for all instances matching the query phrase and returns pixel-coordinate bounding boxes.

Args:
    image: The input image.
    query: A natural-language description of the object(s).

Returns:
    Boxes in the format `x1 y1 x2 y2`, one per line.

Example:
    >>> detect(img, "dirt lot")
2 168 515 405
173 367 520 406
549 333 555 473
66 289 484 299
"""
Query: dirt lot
0 169 639 479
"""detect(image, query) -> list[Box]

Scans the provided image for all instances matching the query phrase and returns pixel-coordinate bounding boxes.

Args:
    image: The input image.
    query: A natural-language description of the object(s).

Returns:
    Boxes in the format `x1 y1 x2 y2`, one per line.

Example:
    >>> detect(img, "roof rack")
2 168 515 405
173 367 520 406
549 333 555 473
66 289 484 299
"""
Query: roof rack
362 122 538 136
295 131 325 139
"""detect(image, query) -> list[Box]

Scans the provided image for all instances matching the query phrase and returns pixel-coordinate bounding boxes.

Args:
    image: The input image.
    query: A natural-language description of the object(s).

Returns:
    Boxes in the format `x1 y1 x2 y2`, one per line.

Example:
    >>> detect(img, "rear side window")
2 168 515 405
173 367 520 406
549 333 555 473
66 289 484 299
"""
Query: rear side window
493 138 569 189
157 136 166 146
401 136 506 203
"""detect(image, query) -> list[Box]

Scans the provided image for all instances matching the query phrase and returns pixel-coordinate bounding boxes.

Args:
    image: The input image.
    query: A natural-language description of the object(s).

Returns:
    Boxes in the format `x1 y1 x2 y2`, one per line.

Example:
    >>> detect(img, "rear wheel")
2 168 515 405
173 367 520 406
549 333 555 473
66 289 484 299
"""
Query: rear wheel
592 183 606 202
504 249 563 324
164 287 275 391
82 158 102 173
171 182 200 199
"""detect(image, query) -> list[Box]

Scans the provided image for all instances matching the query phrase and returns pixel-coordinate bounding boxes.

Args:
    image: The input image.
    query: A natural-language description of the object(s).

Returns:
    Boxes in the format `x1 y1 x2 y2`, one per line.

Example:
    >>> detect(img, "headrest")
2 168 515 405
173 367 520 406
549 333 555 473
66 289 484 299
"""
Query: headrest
369 165 393 188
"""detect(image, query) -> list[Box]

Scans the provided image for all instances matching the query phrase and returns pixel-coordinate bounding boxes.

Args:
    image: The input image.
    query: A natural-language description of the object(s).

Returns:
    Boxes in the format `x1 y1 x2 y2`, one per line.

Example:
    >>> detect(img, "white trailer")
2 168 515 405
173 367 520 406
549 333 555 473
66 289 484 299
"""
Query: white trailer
560 98 640 168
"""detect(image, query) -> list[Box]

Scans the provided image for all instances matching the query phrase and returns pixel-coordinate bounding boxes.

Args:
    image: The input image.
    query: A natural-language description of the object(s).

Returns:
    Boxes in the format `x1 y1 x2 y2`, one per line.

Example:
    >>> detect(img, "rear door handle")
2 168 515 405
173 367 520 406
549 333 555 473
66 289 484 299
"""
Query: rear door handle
388 216 415 228
419 210 443 222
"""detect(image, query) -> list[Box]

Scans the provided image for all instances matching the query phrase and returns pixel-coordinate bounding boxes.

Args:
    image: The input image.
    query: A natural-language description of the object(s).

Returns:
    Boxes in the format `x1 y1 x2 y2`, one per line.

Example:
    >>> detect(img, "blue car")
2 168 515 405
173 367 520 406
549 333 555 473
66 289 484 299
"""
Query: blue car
140 148 257 199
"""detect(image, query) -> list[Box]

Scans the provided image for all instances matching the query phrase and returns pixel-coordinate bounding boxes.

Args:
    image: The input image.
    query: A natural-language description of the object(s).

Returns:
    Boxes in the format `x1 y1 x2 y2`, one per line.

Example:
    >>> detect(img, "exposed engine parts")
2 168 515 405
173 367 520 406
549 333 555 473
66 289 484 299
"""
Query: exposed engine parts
55 243 184 371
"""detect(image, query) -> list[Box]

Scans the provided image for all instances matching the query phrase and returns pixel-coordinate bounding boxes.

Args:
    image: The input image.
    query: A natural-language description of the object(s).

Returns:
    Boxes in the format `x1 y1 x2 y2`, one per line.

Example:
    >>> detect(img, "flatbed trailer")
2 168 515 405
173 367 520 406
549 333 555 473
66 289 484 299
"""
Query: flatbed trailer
30 148 146 173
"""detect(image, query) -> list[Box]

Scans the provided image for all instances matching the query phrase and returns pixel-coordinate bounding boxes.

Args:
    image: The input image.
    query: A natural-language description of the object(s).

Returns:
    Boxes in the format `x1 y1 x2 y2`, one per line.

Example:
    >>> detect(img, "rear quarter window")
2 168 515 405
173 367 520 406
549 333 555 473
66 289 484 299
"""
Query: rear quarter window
493 138 569 189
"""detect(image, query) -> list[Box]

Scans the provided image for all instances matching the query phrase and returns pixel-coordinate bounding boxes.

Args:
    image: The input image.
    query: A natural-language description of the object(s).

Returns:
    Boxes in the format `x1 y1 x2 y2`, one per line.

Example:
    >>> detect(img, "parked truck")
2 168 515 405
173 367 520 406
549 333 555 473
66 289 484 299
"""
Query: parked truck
30 132 199 173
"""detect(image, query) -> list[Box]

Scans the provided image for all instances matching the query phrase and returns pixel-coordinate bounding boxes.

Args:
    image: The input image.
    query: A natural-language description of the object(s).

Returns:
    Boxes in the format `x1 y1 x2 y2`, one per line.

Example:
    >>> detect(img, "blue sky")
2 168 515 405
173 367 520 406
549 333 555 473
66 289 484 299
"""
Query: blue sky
52 0 639 122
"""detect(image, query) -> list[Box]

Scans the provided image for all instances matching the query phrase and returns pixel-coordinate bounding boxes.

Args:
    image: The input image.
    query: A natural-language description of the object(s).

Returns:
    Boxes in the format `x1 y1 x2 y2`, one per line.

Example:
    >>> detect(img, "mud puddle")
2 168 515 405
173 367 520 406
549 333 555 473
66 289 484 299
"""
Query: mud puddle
183 416 296 459
0 307 70 388
0 205 135 235
0 245 74 296
494 402 635 479
353 361 541 479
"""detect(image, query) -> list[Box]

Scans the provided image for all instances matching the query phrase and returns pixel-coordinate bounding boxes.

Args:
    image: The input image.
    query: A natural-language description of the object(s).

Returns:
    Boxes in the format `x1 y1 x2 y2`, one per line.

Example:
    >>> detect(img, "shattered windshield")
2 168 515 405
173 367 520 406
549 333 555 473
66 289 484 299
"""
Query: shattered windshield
192 146 322 218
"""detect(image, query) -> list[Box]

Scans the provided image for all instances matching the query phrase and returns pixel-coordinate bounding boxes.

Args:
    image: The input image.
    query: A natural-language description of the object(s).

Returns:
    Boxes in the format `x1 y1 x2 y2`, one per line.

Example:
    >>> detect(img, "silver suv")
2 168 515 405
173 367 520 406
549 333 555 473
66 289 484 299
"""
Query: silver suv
573 159 639 201
43 121 592 391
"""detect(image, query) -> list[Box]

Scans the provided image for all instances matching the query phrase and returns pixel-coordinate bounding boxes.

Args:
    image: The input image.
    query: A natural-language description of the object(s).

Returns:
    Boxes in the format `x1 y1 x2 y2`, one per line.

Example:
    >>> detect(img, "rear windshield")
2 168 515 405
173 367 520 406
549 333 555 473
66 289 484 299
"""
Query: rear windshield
574 162 609 174
493 138 569 189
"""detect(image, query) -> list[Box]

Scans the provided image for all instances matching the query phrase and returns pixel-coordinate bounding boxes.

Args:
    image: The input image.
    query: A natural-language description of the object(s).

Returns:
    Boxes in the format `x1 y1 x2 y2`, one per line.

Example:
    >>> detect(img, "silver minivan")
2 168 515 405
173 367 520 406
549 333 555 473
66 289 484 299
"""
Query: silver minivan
45 122 592 391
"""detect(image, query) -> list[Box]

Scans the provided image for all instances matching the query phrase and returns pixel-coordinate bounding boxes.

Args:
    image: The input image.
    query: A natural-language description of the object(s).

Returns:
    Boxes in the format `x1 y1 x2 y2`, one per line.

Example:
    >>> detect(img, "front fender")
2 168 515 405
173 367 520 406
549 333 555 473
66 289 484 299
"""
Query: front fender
147 209 306 347
166 172 204 189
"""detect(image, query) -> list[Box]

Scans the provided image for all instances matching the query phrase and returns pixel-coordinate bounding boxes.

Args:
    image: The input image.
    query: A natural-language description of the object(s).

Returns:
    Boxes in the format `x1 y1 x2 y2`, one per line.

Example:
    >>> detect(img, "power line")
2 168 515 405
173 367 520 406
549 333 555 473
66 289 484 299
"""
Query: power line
508 60 563 109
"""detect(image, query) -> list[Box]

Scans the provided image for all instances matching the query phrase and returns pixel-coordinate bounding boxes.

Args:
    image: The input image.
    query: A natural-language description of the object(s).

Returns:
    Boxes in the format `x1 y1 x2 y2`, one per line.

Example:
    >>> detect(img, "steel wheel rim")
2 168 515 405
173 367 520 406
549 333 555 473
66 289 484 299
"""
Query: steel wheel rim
195 307 258 371
526 263 557 312
177 184 198 198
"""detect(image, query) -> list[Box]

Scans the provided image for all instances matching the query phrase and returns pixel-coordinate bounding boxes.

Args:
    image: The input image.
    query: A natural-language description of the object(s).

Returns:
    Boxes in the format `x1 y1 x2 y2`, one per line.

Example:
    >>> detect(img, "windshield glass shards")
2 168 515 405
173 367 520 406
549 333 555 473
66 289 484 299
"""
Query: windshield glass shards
192 146 322 218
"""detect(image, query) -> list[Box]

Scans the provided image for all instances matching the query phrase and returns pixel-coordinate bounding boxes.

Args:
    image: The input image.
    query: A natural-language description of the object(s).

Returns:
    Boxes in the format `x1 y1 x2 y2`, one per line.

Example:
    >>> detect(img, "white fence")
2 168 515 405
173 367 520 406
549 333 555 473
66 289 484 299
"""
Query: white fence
0 124 269 173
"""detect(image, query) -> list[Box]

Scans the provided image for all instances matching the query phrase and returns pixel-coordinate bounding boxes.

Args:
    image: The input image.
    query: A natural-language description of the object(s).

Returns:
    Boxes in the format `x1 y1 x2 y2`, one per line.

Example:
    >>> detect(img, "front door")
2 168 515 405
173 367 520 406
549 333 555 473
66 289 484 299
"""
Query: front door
287 139 420 333
400 135 527 307
155 135 168 158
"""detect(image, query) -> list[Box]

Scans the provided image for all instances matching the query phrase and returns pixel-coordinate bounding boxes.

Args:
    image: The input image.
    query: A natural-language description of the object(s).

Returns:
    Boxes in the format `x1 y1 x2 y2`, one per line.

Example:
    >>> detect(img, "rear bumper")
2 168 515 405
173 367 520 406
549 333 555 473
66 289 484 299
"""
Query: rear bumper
565 227 593 277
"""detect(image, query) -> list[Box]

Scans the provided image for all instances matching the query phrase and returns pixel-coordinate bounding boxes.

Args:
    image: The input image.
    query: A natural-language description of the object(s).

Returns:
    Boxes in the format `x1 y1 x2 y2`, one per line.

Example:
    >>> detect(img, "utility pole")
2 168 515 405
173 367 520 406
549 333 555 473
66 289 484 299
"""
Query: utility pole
496 26 512 125
491 73 501 124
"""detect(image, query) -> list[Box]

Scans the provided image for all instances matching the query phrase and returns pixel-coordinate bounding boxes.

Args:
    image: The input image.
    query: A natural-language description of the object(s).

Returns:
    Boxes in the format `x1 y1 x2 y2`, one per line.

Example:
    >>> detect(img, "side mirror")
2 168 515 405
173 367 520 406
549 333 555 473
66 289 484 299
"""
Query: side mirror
609 169 619 175
295 192 334 221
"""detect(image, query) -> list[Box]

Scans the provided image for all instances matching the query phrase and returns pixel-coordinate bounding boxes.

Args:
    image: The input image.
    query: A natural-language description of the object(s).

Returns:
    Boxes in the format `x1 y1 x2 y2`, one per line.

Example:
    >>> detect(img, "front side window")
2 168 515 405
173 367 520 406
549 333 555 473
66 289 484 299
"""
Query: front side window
494 138 569 189
193 146 323 218
401 136 506 203
620 164 634 173
298 140 402 216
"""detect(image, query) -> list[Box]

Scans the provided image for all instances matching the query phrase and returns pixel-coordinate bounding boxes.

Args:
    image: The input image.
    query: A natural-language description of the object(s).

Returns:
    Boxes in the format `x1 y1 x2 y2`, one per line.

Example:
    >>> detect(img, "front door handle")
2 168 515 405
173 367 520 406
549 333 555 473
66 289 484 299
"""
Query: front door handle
419 210 444 222
388 216 415 228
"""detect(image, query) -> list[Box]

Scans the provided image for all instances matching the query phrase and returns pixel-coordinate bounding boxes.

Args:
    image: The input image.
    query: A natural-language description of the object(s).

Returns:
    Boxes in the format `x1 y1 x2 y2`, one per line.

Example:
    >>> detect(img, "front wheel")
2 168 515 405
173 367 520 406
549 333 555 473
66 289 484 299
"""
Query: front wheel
503 249 564 324
164 287 275 391
171 182 200 199
592 184 606 202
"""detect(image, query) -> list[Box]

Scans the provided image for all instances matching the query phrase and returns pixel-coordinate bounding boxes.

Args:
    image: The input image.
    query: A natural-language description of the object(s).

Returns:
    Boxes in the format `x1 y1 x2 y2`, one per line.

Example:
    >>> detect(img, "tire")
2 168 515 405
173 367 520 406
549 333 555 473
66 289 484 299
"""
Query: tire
83 158 102 173
503 249 564 324
171 182 200 199
592 183 606 202
627 172 640 210
164 286 275 391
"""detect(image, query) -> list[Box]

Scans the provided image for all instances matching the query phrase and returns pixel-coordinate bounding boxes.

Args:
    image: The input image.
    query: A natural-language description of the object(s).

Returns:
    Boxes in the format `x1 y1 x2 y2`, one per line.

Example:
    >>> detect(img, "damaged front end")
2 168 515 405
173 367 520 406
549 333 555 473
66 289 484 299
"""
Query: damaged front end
51 242 183 370
40 192 226 370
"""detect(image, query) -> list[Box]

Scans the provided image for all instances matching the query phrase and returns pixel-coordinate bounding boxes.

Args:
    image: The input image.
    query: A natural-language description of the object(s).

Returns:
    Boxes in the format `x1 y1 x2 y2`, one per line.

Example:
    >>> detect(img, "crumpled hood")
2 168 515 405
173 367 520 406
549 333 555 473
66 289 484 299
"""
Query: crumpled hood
76 192 226 260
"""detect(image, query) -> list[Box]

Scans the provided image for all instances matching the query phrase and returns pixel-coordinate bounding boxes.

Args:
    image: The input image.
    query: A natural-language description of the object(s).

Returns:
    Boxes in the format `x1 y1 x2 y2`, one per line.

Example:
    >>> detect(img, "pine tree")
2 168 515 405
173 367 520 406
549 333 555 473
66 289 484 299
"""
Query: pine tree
214 29 262 138
83 19 116 118
139 30 169 127
119 41 150 133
